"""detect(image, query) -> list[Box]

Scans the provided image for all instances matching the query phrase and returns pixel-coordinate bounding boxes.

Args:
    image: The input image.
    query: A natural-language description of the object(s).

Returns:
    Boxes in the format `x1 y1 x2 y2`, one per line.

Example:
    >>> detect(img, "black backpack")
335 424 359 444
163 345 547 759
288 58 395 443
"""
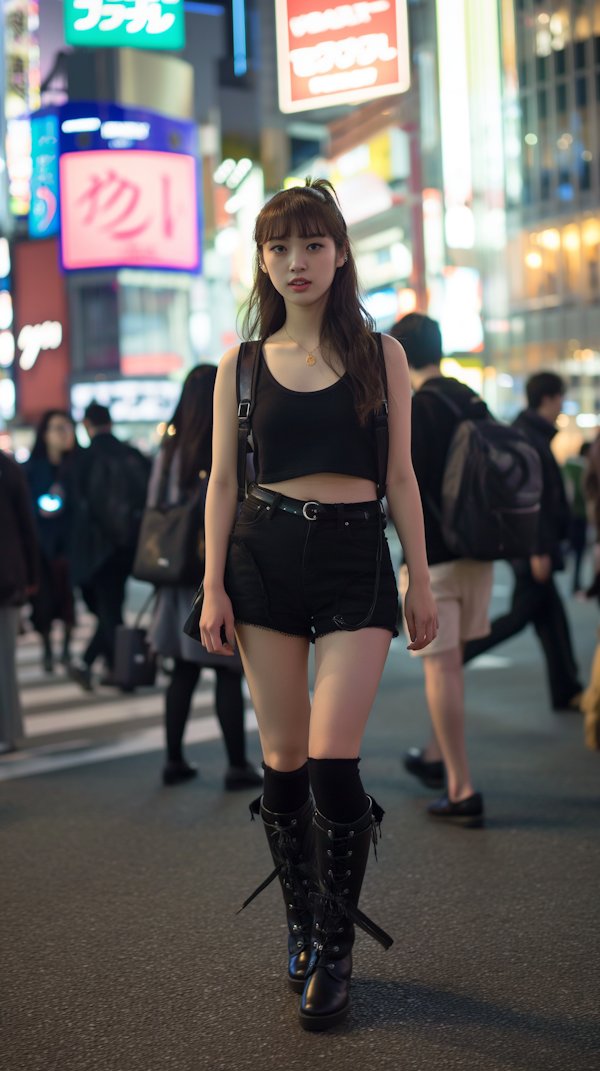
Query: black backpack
87 444 151 550
420 385 543 561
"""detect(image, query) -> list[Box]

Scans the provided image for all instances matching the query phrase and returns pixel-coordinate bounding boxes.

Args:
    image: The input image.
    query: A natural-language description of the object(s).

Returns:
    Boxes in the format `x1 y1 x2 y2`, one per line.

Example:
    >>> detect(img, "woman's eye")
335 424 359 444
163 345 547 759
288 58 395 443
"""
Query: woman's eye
270 245 285 253
307 243 323 251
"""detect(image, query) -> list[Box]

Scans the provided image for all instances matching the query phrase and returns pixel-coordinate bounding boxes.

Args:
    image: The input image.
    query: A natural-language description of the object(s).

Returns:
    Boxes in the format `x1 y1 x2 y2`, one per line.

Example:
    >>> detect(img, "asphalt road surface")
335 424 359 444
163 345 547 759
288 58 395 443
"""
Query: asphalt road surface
2 565 600 1071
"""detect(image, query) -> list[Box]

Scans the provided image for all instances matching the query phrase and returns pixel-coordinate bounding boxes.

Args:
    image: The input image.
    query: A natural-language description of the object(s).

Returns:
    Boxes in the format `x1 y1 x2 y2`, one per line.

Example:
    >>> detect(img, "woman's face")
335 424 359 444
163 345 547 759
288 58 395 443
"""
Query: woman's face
260 229 347 308
44 415 75 456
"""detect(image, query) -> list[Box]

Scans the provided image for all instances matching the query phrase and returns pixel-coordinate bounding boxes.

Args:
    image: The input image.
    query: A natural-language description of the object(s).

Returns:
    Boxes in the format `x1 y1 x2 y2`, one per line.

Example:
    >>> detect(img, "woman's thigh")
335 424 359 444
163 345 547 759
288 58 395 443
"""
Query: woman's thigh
235 624 311 770
309 627 392 758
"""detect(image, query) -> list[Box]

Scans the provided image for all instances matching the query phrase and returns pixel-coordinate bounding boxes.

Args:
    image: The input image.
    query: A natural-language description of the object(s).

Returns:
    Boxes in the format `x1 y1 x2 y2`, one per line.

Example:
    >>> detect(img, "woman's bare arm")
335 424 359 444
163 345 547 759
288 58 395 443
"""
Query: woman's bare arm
381 333 438 650
201 346 240 655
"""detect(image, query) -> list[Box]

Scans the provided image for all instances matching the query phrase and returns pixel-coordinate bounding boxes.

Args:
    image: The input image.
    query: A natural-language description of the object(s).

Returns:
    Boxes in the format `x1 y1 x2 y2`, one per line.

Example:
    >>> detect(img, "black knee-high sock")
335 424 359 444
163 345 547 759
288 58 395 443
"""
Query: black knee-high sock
308 757 369 823
215 667 246 768
262 762 310 814
165 659 200 762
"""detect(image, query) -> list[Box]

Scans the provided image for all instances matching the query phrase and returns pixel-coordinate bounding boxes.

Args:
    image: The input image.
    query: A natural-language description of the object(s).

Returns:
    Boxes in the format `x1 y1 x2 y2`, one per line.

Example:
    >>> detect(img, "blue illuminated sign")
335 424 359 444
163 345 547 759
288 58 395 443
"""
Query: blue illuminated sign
30 114 60 239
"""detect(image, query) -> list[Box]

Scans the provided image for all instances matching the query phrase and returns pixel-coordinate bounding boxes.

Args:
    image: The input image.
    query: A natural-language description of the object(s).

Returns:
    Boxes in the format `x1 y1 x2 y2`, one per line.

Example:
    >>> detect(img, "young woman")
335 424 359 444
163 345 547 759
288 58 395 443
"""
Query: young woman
200 179 437 1030
25 410 78 672
146 366 263 790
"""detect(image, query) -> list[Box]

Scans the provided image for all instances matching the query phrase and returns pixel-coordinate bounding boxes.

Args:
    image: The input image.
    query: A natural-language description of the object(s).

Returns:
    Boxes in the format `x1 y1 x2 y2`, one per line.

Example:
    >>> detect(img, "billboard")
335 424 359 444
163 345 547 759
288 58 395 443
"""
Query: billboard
275 0 410 113
59 149 199 271
30 115 60 239
64 0 185 51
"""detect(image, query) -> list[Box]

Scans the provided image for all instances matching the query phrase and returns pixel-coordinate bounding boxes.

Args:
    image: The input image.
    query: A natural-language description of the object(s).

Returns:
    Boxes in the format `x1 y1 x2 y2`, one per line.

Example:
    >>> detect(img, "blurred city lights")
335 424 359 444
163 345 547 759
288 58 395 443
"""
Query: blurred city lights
0 240 11 278
213 159 237 184
0 292 13 330
525 252 542 268
576 414 599 428
524 133 538 145
0 378 16 420
0 332 15 367
61 118 102 134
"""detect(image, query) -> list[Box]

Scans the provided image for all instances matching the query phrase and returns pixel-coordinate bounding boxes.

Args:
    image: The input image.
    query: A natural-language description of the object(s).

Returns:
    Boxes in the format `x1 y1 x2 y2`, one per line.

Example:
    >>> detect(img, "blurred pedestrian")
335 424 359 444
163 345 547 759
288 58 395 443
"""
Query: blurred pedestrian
68 403 150 690
390 312 491 825
24 410 78 672
0 450 39 752
563 442 591 595
464 372 582 711
145 365 262 790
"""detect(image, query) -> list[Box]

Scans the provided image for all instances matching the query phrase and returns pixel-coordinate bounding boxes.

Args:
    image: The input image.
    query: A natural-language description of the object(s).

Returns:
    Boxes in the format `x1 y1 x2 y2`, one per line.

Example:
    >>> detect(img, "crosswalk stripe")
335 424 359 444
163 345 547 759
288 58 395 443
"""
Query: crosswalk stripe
0 710 259 782
24 688 214 736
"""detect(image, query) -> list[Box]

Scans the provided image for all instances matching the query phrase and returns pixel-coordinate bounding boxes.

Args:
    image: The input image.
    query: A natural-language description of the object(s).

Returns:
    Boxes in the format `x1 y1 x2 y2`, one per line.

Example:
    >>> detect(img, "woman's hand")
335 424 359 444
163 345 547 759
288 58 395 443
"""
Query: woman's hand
200 587 237 656
404 579 438 651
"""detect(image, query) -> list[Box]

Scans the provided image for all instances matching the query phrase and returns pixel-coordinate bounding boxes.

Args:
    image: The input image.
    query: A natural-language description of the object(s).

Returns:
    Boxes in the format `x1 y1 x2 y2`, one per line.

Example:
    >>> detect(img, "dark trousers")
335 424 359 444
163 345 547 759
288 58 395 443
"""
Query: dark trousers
81 550 133 670
165 659 246 767
463 566 581 710
569 517 588 592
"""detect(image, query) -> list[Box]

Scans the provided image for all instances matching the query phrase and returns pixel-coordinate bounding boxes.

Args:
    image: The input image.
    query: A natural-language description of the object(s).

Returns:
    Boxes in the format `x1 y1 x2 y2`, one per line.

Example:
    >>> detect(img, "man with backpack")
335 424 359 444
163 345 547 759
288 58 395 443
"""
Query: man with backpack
68 403 151 690
464 372 582 711
390 313 493 824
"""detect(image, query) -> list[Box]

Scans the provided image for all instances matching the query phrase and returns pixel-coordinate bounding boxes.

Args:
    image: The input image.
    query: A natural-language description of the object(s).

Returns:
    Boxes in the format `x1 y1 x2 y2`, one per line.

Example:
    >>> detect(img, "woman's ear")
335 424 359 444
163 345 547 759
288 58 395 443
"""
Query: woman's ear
337 244 349 268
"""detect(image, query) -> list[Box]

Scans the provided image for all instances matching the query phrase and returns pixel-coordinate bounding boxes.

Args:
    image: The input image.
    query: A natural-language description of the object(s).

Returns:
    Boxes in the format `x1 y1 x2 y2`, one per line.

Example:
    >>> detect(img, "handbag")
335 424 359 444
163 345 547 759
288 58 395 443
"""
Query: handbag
132 464 207 587
183 582 204 640
113 590 157 689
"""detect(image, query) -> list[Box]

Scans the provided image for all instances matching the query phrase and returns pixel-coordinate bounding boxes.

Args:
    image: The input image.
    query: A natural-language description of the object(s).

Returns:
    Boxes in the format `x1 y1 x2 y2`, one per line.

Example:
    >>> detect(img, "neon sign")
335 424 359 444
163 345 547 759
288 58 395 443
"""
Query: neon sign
275 0 410 113
64 0 185 50
59 149 199 271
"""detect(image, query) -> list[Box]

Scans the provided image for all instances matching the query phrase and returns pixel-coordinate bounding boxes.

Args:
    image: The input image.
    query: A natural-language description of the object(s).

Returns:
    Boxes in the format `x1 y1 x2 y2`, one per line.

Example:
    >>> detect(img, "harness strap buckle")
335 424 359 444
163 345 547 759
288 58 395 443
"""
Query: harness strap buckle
238 400 251 419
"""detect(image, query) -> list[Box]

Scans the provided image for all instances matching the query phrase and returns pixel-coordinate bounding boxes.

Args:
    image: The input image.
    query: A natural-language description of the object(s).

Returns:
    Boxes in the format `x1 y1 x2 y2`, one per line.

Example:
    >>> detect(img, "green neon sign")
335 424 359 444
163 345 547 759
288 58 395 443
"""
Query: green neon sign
64 0 185 50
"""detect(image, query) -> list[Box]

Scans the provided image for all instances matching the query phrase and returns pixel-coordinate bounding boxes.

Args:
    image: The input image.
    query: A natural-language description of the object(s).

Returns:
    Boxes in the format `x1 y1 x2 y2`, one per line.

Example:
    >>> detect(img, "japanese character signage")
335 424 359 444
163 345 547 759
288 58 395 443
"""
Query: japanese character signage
60 150 199 271
275 0 410 112
30 115 60 239
64 0 185 51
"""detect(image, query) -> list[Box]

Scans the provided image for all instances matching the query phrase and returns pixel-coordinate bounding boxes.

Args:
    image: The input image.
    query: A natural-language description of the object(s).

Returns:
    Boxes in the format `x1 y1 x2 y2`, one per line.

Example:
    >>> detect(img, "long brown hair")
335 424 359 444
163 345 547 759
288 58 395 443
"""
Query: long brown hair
240 178 383 425
161 365 217 488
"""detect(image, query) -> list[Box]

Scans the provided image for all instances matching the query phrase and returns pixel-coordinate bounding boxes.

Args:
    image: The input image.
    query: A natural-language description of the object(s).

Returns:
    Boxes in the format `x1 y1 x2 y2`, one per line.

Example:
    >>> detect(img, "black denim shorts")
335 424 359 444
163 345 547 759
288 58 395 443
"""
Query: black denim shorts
224 491 399 642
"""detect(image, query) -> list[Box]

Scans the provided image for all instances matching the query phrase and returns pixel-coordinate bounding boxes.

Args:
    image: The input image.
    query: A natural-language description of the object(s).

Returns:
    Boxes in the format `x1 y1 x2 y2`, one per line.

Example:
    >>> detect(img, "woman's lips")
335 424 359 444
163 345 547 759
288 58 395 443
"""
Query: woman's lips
289 279 311 291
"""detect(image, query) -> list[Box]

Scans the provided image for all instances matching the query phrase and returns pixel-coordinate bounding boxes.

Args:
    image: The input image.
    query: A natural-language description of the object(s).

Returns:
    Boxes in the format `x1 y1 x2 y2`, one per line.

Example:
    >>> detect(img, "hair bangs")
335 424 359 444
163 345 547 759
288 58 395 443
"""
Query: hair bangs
255 188 345 249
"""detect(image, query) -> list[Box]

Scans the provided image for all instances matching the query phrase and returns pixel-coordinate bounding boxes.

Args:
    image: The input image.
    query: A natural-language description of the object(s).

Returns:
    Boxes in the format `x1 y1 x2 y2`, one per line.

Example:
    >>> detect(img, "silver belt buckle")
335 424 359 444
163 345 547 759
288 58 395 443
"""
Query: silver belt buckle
302 500 321 521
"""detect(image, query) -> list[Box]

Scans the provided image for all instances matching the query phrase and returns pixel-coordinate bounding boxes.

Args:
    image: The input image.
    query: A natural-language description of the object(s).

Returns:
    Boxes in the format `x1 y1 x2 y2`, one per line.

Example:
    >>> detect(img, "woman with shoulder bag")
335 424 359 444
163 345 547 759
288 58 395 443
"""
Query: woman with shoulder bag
200 180 438 1030
146 365 263 790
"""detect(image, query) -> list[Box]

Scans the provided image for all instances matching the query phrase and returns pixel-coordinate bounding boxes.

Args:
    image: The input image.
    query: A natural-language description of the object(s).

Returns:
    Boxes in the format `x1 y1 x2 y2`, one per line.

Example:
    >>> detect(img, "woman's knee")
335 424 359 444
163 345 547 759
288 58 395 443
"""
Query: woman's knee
261 745 308 772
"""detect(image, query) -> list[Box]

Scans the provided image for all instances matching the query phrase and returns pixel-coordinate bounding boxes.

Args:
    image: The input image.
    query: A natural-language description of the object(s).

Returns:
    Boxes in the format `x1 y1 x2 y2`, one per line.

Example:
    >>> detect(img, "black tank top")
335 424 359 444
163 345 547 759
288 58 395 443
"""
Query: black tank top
251 345 379 485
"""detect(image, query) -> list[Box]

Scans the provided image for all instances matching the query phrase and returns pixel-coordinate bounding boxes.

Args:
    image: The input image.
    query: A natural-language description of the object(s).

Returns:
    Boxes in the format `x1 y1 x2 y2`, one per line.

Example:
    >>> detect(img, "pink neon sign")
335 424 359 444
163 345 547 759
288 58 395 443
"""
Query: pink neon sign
60 150 199 271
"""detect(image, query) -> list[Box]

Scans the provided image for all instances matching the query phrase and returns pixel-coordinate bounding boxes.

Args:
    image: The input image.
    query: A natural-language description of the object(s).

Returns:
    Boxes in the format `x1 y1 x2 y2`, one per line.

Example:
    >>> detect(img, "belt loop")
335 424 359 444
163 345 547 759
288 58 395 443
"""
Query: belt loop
337 503 344 531
266 492 282 519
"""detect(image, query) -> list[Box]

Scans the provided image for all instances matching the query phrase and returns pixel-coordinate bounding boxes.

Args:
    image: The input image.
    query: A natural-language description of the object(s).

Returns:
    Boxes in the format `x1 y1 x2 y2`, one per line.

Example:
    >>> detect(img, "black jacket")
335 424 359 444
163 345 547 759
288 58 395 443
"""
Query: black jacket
69 433 150 586
513 408 569 571
0 452 40 607
411 376 488 565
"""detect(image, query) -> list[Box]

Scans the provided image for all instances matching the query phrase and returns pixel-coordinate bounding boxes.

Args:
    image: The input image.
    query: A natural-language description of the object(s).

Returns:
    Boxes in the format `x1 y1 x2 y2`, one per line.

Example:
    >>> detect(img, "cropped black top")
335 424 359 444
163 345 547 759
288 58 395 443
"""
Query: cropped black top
251 345 379 485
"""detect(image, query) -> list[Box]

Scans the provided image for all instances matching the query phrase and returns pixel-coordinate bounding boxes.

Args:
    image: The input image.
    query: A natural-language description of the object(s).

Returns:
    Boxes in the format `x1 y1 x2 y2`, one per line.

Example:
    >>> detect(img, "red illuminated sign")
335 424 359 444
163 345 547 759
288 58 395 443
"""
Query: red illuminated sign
275 0 410 113
60 150 199 271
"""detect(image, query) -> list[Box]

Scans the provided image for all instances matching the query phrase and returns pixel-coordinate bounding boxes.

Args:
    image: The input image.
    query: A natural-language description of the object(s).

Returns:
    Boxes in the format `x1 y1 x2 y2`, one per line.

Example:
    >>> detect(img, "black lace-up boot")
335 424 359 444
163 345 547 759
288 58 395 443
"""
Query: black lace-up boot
240 796 316 992
299 797 393 1031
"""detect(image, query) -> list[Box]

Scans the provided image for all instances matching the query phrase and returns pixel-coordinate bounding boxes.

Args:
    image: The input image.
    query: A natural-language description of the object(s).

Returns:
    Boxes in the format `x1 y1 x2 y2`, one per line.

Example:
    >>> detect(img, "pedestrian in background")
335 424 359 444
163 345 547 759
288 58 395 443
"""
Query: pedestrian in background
390 312 491 825
24 410 78 672
0 450 39 752
145 365 263 790
464 372 582 711
563 441 591 595
68 403 150 691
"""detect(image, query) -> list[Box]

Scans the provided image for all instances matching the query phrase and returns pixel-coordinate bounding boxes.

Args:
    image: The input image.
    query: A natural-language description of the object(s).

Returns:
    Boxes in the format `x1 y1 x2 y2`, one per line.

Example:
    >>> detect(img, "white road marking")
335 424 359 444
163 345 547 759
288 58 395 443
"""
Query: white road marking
467 655 512 670
0 711 259 782
24 689 214 736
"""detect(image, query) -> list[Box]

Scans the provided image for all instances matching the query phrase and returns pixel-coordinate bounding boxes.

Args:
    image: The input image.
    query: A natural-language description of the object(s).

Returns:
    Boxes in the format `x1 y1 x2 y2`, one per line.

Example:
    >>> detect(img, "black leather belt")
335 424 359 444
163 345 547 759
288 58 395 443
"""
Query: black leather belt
248 483 382 522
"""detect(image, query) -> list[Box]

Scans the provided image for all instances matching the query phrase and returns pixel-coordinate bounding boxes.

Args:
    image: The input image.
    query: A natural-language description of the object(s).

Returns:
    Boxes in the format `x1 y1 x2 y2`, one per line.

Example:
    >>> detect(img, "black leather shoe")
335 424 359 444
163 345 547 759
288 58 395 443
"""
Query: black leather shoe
162 760 198 786
299 799 393 1031
427 792 484 827
224 763 263 791
67 661 93 692
402 747 445 789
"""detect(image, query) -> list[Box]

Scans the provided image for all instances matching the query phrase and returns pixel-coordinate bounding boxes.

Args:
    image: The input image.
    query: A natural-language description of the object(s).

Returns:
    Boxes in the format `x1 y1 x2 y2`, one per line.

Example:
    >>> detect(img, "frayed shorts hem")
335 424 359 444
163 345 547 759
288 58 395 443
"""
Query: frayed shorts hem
235 619 396 644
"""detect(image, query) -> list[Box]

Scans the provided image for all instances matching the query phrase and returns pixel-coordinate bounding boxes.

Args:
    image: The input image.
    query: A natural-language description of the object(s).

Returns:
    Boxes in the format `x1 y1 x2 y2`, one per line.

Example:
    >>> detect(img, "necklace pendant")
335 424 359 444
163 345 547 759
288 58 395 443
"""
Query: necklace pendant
306 353 316 366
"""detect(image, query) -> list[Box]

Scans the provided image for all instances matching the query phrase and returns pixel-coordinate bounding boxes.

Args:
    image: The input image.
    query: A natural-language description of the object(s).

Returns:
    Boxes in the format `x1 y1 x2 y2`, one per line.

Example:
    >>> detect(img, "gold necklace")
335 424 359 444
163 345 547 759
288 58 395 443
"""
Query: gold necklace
284 325 319 366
